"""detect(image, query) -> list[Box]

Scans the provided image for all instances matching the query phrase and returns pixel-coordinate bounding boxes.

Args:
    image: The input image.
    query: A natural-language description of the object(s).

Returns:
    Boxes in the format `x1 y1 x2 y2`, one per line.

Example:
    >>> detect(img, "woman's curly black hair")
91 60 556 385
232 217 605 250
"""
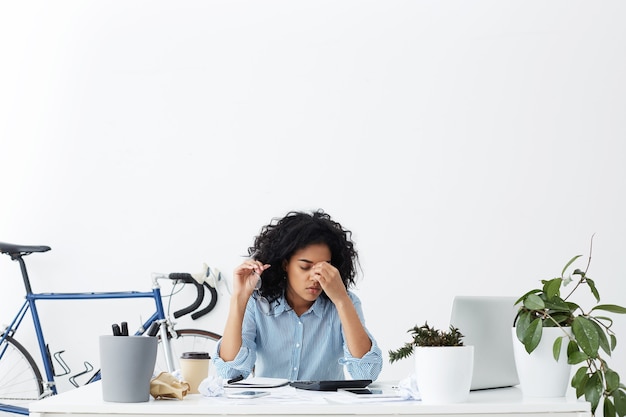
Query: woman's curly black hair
248 209 359 304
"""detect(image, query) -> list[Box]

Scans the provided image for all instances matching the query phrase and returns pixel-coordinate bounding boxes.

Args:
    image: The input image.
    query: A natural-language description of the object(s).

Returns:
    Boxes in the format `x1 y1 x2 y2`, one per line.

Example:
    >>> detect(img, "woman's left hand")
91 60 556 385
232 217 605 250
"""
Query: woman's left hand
311 262 349 303
312 262 372 358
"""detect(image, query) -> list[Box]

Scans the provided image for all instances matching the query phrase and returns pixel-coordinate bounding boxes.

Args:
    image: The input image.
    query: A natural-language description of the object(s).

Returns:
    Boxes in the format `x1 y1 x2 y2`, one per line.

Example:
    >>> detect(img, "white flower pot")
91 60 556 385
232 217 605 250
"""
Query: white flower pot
414 346 474 404
511 327 572 397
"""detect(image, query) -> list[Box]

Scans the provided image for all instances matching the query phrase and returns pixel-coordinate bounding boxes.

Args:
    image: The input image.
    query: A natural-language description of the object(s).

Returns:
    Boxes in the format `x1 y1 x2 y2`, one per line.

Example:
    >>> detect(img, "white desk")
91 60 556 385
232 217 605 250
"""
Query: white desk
29 381 591 417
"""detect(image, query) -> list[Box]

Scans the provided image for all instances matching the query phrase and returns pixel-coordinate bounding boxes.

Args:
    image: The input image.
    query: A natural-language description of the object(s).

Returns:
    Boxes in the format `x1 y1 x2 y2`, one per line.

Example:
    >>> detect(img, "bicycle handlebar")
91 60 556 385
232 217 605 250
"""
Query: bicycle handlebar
168 272 195 283
168 272 218 319
191 283 218 320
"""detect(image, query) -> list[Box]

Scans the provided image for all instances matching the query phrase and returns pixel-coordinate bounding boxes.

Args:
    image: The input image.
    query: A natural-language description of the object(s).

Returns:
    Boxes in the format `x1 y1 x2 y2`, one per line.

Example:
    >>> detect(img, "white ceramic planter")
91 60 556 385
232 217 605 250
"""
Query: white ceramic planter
414 345 474 404
511 327 572 397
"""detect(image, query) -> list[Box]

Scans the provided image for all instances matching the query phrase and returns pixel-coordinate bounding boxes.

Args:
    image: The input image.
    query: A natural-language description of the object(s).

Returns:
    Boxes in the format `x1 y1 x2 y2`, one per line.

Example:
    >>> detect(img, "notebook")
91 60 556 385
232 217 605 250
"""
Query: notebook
449 295 520 390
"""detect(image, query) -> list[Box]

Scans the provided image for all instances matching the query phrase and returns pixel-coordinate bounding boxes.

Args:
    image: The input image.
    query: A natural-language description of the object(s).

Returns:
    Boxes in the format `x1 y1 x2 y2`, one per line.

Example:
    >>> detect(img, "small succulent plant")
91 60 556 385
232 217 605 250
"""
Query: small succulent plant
388 321 464 364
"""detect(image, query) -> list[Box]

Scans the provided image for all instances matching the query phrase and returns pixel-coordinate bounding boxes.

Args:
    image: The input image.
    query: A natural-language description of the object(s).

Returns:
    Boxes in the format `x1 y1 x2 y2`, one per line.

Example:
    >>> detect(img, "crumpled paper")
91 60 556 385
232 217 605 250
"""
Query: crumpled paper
198 375 224 397
150 372 191 400
170 369 184 382
397 373 421 400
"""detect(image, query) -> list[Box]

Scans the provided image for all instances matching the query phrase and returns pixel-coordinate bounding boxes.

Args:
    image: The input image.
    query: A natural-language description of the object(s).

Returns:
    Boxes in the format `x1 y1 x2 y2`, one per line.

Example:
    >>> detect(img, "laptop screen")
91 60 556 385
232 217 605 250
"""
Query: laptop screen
449 296 520 390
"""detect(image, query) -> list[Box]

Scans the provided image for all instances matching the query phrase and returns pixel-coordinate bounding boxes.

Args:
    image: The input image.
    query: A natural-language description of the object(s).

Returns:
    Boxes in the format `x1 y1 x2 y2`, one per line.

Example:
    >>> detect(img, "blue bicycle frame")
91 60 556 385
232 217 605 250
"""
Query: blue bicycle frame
0 285 174 416
0 242 217 416
5 287 170 389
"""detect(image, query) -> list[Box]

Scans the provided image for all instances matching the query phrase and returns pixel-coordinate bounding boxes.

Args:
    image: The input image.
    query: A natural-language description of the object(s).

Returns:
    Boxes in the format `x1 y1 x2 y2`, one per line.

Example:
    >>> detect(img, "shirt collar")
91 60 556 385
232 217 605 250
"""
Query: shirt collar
272 294 326 318
309 296 326 317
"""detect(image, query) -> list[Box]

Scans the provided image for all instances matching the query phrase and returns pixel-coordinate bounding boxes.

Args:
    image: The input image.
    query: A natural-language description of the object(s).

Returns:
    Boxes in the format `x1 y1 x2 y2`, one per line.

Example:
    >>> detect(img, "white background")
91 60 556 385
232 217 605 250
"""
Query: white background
1 0 625 392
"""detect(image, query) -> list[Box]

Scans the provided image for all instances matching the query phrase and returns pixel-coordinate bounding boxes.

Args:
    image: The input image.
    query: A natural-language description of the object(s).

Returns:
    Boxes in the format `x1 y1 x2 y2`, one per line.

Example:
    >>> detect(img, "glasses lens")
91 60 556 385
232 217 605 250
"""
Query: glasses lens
253 290 271 315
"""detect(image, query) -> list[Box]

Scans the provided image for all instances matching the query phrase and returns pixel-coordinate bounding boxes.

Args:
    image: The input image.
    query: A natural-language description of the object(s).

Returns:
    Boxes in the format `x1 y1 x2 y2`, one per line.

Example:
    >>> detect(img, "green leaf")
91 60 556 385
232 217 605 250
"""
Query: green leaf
549 312 574 326
566 300 581 312
567 339 580 356
573 367 589 398
523 318 543 353
515 311 531 342
568 351 588 364
591 304 626 314
543 278 563 299
572 316 600 358
590 318 612 356
544 297 570 311
605 398 616 417
585 372 603 413
562 255 583 276
514 289 541 306
611 334 617 350
607 369 620 393
568 343 588 364
614 388 626 417
572 366 589 389
553 336 564 361
585 278 601 302
524 293 545 310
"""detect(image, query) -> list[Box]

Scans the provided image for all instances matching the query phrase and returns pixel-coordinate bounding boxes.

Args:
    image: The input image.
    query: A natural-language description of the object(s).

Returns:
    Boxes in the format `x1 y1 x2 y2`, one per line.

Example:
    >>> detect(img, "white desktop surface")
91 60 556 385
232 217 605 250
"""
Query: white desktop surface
29 381 591 417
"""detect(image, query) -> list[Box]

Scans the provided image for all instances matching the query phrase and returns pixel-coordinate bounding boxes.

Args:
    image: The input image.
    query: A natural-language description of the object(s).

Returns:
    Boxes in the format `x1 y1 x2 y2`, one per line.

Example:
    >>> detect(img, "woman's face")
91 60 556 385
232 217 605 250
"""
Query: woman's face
284 243 331 310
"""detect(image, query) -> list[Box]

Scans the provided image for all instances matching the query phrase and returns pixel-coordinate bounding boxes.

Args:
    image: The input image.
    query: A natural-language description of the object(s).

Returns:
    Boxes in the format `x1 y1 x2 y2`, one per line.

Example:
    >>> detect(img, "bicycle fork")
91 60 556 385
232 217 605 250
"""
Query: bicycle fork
150 285 177 373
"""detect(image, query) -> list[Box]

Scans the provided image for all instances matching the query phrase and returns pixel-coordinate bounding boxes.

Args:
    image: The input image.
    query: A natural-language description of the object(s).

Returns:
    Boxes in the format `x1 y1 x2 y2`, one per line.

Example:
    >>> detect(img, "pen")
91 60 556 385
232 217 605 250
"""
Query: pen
227 375 244 384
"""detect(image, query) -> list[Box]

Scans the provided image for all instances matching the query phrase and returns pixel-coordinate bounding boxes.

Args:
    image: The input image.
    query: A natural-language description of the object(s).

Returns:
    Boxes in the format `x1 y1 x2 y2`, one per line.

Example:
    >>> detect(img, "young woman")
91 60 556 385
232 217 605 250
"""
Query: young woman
213 210 382 381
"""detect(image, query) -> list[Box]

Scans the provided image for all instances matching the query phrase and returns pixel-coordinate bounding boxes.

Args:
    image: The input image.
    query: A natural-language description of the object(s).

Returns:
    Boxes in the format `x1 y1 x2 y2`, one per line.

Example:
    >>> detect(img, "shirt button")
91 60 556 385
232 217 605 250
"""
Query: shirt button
296 343 300 348
293 367 298 371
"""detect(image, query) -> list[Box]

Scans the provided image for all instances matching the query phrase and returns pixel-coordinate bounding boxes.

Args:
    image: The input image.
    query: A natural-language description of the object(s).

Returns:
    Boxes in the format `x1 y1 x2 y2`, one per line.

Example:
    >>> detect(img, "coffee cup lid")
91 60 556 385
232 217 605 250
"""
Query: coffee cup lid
181 351 211 359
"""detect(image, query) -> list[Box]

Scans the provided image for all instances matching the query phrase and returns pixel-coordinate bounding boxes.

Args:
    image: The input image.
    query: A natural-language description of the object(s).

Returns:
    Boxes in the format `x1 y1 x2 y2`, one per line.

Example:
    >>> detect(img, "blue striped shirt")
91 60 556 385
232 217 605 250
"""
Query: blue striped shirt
213 291 383 381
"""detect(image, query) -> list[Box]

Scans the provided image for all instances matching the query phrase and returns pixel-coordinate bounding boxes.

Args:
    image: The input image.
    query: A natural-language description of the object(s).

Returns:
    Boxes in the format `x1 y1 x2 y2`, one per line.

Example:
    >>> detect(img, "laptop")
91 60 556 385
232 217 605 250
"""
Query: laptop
449 296 520 390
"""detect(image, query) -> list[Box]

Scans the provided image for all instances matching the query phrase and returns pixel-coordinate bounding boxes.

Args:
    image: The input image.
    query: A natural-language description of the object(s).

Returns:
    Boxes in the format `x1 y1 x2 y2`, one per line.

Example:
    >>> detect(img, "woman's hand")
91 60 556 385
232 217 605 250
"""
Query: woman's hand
311 262 372 357
232 261 270 299
310 262 349 305
220 260 269 362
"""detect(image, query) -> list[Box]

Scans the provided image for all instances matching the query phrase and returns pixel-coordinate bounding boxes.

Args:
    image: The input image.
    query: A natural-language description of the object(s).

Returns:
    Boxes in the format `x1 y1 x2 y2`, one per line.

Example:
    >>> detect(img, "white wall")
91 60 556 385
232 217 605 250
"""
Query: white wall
1 0 625 391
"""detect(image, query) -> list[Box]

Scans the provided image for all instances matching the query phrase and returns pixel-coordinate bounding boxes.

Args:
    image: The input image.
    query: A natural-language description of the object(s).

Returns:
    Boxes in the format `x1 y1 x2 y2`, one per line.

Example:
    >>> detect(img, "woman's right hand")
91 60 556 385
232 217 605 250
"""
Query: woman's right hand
232 260 270 299
220 260 270 362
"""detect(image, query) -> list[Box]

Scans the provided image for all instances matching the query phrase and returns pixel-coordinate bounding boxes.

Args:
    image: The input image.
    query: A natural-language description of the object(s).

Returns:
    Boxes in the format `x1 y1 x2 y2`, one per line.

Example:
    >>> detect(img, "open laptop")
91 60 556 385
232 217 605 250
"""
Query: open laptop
449 296 520 390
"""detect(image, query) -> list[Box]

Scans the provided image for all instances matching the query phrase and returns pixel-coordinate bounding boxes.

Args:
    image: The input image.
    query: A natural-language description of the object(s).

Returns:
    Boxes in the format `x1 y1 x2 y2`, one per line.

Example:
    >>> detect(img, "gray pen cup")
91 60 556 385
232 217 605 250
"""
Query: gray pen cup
99 335 158 402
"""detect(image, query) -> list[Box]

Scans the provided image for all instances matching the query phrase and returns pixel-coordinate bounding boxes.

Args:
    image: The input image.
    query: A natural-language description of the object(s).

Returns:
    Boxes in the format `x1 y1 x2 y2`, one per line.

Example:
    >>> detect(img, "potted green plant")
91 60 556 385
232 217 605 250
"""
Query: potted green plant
389 322 474 404
513 237 626 417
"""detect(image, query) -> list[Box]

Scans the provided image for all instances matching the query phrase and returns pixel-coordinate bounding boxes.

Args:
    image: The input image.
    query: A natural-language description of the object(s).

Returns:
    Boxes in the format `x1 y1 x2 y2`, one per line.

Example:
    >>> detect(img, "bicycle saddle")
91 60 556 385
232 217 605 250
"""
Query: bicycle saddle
0 242 51 256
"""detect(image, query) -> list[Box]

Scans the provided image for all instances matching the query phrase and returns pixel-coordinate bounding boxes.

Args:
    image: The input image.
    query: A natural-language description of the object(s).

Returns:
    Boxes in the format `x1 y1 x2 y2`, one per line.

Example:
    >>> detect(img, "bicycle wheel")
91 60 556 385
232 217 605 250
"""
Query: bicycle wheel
155 329 221 376
0 334 44 411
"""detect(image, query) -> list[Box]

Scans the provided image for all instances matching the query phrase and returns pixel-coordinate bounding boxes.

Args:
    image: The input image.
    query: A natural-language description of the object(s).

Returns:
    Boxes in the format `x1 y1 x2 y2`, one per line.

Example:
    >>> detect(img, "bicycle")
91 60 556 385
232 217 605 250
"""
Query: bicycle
0 241 223 416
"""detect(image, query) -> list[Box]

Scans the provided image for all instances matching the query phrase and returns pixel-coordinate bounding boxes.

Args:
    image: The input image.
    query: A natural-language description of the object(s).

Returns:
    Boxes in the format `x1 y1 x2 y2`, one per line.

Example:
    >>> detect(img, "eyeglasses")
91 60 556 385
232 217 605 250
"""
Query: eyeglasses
251 270 293 316
252 270 271 314
252 289 271 315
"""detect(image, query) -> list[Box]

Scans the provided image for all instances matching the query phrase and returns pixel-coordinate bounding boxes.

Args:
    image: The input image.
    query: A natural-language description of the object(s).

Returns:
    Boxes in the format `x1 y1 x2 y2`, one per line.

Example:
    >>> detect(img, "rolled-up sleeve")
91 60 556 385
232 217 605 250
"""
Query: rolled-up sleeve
212 300 258 379
339 293 383 380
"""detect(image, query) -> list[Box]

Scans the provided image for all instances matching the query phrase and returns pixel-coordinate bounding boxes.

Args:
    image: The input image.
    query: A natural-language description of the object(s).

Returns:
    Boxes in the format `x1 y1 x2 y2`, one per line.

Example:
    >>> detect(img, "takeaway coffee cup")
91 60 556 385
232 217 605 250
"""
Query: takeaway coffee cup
179 351 210 393
99 335 158 402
